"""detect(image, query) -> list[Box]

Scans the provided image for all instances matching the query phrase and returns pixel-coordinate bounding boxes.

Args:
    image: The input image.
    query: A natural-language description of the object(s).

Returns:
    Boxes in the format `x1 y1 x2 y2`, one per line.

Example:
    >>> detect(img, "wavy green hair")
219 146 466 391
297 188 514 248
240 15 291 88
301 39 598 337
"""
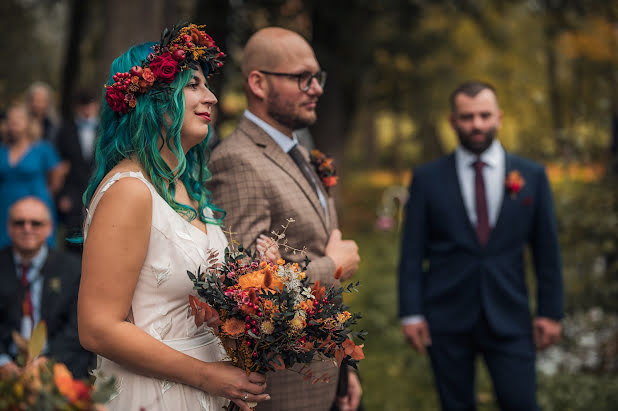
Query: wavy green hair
83 42 224 225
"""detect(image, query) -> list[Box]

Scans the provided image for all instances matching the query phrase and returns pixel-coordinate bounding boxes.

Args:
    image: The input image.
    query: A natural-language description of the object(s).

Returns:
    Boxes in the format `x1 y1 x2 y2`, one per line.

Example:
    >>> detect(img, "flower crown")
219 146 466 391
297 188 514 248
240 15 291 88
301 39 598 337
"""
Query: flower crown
105 23 224 115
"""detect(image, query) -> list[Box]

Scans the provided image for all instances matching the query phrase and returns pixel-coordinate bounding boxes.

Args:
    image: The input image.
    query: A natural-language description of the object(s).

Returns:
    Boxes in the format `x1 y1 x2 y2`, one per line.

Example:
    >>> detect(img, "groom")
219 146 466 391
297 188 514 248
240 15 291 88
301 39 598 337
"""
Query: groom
398 81 564 410
208 27 361 411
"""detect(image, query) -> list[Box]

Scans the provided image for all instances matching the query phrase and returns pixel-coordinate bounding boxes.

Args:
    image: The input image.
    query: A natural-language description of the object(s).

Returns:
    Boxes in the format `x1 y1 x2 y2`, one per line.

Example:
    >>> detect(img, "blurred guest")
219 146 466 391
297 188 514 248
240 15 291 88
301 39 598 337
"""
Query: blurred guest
399 81 564 410
26 82 59 142
0 104 68 248
55 89 99 242
0 196 92 378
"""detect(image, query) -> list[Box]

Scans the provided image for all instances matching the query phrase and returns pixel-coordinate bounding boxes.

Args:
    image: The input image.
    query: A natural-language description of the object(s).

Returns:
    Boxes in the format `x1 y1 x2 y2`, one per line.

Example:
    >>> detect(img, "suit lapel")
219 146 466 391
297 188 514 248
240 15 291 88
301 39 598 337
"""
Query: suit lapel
489 152 513 243
238 118 329 232
447 154 479 246
0 248 20 298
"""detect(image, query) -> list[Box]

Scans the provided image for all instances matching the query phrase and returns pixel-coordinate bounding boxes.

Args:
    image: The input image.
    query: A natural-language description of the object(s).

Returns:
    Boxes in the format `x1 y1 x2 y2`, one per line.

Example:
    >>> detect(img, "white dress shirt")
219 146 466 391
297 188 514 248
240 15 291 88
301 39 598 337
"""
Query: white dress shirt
401 140 505 326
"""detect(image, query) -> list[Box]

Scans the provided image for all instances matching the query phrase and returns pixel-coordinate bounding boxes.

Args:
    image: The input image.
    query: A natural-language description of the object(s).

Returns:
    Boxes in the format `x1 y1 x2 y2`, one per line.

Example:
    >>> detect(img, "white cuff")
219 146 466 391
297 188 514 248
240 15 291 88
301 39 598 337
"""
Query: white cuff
400 315 425 325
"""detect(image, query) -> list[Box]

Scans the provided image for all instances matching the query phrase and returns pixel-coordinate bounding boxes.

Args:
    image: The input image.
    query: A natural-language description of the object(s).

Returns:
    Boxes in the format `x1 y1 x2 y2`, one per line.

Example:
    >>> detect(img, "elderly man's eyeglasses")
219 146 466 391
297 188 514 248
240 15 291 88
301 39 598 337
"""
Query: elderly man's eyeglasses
10 219 46 228
259 70 327 92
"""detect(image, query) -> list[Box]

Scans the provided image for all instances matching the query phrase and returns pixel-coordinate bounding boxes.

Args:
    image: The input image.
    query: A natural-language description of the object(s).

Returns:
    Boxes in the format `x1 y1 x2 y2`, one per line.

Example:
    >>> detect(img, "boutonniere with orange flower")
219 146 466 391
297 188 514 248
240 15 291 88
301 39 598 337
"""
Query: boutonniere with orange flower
310 149 338 190
505 170 525 198
187 219 365 409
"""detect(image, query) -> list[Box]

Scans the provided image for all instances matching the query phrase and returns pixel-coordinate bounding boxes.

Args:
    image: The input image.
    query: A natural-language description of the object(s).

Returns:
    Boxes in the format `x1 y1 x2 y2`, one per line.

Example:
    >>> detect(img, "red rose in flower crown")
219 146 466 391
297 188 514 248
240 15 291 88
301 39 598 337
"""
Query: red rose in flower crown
310 149 338 190
105 86 129 114
149 52 179 83
505 170 525 198
104 23 225 115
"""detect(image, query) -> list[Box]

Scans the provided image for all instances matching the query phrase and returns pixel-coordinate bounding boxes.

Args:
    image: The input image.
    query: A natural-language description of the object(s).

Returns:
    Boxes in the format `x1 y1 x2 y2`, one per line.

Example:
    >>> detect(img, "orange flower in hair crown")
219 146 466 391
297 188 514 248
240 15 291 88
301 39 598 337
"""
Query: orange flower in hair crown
105 23 224 114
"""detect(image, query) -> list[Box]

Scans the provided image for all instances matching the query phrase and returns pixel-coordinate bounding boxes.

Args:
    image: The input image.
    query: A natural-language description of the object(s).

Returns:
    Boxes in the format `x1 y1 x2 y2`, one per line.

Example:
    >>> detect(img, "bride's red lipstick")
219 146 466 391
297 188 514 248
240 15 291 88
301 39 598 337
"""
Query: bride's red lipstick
196 112 211 121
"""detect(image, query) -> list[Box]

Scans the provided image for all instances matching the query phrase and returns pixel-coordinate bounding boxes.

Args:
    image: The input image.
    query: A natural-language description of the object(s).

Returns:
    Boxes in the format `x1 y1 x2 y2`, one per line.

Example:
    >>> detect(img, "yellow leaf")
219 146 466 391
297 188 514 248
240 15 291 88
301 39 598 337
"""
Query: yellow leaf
28 321 47 362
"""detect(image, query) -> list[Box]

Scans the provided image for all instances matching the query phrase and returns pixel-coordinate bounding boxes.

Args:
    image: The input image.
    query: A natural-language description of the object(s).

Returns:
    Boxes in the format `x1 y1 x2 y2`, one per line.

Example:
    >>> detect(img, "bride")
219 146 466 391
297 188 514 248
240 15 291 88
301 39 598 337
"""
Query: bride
78 23 270 411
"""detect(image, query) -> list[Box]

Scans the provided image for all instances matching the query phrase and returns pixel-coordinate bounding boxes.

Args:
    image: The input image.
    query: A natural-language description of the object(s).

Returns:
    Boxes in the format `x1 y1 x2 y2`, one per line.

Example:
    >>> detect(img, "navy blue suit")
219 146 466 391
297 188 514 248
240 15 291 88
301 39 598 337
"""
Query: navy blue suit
398 151 563 410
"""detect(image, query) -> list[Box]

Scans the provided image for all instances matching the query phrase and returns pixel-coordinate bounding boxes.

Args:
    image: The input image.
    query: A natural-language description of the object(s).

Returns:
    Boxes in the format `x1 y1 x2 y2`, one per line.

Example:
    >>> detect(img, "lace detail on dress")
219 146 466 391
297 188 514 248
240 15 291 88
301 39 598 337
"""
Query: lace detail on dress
160 380 175 394
198 392 211 411
152 261 172 287
150 317 173 340
109 376 123 401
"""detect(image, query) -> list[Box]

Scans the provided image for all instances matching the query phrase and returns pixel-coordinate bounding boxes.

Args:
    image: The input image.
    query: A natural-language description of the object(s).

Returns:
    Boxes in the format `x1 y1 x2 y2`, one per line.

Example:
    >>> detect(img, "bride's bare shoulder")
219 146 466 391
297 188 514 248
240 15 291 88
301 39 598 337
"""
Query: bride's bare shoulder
92 160 151 204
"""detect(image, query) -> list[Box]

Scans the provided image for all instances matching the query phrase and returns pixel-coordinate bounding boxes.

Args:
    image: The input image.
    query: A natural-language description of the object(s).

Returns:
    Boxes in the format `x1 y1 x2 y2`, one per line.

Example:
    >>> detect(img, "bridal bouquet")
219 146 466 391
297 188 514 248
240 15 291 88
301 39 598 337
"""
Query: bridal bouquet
0 322 115 411
187 221 365 383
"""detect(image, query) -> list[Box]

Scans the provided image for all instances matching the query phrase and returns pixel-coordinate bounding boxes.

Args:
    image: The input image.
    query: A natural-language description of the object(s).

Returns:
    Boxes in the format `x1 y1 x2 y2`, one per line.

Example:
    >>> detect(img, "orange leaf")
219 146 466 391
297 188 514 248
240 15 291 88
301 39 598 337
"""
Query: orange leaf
351 344 365 360
342 338 365 360
269 355 286 371
311 280 325 301
334 267 343 280
317 335 332 349
188 296 220 329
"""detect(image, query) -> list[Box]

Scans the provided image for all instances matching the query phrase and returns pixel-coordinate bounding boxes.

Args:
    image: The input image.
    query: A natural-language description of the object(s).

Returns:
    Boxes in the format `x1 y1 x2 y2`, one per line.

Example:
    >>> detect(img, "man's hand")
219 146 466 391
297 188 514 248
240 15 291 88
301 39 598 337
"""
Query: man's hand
533 317 561 350
402 321 432 354
336 370 362 411
325 229 359 281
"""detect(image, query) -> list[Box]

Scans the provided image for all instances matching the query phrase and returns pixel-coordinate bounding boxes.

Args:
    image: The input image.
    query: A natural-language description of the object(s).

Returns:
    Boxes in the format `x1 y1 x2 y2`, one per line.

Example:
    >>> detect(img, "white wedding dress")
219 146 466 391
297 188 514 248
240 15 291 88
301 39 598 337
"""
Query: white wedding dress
84 171 229 411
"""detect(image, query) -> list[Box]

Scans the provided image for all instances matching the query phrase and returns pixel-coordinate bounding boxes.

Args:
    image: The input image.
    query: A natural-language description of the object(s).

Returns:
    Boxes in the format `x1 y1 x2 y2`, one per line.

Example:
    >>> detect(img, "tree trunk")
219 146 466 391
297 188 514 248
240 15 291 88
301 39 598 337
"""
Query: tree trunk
60 0 87 119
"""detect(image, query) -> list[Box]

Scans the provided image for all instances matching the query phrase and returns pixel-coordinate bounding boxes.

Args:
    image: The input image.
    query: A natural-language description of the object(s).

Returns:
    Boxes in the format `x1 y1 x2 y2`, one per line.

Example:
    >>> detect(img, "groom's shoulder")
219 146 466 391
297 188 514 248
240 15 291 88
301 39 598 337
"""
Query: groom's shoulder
211 126 254 159
413 154 452 179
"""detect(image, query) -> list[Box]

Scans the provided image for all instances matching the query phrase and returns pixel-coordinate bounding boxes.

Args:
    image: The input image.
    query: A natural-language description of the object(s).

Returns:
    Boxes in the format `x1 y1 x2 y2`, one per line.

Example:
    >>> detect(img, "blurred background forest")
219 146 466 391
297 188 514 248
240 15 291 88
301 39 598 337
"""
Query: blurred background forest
1 0 616 409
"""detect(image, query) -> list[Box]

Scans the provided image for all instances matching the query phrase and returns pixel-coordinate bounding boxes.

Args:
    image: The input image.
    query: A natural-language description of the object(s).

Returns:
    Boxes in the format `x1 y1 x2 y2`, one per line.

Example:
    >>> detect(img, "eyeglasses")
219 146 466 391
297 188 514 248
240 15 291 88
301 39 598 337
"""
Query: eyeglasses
10 219 47 228
258 70 327 92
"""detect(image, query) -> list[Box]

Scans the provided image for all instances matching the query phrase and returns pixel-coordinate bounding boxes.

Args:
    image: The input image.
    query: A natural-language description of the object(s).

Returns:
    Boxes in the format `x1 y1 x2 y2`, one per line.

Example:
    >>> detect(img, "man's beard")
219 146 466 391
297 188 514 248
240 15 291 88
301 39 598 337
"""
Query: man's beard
266 91 315 131
456 126 497 155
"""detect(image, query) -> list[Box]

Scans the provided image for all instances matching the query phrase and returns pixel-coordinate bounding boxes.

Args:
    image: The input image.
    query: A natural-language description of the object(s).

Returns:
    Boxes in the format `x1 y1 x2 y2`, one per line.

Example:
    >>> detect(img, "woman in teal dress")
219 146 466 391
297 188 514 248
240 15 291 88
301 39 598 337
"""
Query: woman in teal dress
0 104 67 247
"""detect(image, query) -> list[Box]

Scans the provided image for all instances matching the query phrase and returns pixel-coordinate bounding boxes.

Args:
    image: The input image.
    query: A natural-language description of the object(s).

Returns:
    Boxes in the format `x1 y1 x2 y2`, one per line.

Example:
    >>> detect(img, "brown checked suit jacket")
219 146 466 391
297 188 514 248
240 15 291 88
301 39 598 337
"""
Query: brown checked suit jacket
208 116 340 410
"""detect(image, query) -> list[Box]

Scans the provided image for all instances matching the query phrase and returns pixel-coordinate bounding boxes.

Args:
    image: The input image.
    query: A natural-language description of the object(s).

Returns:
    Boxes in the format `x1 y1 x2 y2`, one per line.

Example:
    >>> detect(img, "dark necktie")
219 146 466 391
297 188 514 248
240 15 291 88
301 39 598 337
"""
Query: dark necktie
473 160 490 246
288 144 329 222
20 263 34 329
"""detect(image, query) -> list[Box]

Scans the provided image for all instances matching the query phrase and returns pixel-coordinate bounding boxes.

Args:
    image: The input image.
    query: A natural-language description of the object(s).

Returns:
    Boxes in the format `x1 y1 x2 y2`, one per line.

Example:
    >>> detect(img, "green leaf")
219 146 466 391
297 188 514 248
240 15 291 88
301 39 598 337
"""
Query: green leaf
187 270 197 282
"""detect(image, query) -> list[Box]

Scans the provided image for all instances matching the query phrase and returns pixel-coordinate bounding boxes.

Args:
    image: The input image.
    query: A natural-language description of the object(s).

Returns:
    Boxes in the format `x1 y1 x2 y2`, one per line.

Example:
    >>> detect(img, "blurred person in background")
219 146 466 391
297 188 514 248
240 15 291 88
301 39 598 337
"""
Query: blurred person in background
55 89 99 250
0 196 92 379
0 104 68 248
26 82 59 142
399 81 564 410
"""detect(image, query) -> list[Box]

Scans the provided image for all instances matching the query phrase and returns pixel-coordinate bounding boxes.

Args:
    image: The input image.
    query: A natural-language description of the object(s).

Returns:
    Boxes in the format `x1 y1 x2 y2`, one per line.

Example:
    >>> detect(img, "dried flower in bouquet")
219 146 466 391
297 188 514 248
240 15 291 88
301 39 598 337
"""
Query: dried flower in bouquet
187 219 366 384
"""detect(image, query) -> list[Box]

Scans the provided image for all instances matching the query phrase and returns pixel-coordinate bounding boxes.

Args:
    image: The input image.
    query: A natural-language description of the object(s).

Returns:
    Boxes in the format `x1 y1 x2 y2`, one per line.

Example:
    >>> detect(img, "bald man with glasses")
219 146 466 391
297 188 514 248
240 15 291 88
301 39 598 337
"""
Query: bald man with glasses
0 196 92 378
208 27 362 411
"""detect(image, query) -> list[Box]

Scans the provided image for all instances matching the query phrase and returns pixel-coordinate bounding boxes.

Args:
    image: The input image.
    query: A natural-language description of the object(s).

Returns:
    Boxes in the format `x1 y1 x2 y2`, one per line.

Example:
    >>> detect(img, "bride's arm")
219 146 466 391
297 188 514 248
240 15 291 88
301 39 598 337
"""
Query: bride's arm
78 178 269 409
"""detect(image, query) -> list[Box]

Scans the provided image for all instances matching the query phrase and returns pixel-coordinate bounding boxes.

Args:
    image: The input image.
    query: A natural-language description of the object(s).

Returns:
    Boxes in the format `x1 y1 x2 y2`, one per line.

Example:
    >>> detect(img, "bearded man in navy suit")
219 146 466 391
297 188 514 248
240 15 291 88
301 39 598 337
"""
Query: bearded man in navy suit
398 81 564 410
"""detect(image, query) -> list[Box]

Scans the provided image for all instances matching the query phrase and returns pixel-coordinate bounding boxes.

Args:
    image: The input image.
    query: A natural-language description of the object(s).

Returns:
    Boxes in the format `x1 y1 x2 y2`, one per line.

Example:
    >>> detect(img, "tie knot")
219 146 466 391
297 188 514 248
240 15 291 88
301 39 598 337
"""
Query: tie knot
472 159 485 172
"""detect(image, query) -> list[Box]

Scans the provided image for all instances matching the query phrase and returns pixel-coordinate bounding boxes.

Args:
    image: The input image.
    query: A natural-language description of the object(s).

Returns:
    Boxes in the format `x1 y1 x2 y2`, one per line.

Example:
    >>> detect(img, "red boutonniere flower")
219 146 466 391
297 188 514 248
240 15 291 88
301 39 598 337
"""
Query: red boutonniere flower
505 170 525 198
310 149 338 190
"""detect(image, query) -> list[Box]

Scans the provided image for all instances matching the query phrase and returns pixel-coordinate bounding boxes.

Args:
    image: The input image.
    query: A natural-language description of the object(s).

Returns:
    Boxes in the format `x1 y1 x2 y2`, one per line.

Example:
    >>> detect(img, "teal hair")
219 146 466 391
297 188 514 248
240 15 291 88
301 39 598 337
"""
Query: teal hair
83 42 224 226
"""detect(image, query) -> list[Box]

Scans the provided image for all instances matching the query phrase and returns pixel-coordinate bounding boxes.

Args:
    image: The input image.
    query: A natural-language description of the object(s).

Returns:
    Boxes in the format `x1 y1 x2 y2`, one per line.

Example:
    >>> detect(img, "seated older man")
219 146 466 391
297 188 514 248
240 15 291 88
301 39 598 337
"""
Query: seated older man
0 196 92 378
